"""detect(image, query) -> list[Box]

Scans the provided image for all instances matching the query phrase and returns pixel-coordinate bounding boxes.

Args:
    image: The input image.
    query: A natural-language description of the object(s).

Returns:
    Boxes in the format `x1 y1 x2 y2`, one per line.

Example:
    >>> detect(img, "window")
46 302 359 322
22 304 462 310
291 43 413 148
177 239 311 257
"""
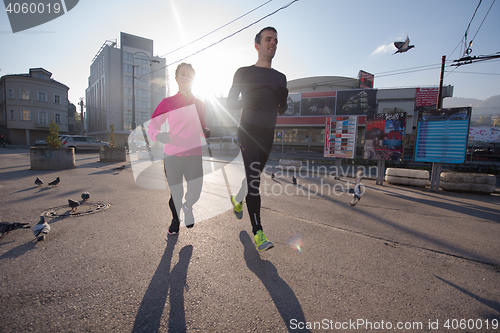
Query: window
65 115 68 125
54 95 61 104
22 110 30 121
8 89 14 99
38 110 48 125
123 87 133 96
123 63 133 73
21 90 30 100
9 109 15 120
37 91 48 102
54 113 61 124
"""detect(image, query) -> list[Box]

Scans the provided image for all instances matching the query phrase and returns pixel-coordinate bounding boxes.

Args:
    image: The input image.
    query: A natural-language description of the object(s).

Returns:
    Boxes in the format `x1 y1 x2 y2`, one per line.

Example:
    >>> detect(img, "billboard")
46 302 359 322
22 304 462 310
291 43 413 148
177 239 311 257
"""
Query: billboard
358 70 374 89
414 107 471 163
281 92 301 117
300 91 336 116
468 127 500 143
336 89 377 115
324 116 358 158
364 112 406 160
415 87 439 108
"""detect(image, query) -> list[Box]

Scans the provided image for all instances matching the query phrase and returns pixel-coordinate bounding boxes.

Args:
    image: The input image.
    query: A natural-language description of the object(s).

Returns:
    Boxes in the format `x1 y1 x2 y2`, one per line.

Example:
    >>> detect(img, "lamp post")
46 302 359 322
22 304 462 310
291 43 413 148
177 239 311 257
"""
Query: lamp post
131 51 159 153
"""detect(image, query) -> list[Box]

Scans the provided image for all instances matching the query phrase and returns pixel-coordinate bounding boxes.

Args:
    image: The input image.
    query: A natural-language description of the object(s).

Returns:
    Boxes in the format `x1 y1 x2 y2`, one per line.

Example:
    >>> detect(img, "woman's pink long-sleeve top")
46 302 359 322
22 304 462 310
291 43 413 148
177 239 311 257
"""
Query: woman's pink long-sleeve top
148 93 206 156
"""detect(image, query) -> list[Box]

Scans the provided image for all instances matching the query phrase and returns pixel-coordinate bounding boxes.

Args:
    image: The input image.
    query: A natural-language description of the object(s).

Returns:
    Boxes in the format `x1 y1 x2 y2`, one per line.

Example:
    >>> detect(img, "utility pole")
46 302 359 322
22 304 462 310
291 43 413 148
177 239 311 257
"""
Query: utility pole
436 55 446 109
431 55 446 192
79 98 84 136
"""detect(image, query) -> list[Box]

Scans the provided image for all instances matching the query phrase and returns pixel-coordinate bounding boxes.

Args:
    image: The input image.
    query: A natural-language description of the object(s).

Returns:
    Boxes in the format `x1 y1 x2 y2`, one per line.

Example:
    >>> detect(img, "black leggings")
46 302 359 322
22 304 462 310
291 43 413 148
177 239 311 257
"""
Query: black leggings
237 123 275 235
163 155 203 220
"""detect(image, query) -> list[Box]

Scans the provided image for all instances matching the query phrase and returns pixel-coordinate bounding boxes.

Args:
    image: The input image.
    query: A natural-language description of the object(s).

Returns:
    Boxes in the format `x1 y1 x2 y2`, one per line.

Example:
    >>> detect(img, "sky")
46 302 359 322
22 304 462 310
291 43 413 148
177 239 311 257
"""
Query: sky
1 0 499 107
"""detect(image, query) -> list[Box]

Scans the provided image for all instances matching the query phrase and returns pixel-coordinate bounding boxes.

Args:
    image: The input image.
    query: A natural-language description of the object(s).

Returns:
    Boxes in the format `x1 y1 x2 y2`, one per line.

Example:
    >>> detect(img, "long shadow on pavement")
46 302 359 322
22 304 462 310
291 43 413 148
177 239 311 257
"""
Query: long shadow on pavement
132 236 192 333
435 275 500 313
240 231 311 333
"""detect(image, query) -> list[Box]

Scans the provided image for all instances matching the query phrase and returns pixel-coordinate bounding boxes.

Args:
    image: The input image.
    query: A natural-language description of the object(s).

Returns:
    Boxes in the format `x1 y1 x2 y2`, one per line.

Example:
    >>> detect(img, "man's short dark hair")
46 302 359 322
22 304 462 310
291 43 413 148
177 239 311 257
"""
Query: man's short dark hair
255 27 277 45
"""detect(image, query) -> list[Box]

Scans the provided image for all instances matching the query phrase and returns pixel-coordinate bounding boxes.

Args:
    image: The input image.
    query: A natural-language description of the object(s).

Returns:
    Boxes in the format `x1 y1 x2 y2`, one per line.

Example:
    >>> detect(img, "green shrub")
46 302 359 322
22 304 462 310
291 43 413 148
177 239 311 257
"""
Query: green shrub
47 121 61 149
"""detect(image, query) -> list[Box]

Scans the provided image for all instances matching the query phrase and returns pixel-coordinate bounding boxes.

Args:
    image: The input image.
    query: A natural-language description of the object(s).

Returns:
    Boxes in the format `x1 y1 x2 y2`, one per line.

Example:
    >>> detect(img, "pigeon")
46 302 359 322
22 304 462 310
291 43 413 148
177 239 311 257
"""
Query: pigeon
0 222 31 236
33 216 50 241
292 175 297 185
350 169 364 206
35 177 43 186
113 165 126 171
271 173 275 180
81 192 90 202
394 36 414 54
68 199 80 212
48 177 60 187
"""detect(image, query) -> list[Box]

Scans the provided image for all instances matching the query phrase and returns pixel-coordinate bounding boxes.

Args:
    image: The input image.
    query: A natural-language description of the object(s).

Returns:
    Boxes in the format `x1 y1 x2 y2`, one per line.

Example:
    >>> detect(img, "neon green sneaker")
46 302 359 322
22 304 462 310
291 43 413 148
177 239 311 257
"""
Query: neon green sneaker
254 230 274 252
230 195 243 219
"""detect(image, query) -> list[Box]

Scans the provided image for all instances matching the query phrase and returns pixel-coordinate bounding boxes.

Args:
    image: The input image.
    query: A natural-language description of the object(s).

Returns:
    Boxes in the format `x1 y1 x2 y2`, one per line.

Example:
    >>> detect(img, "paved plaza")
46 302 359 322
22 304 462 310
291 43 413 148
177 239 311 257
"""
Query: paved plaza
0 147 499 332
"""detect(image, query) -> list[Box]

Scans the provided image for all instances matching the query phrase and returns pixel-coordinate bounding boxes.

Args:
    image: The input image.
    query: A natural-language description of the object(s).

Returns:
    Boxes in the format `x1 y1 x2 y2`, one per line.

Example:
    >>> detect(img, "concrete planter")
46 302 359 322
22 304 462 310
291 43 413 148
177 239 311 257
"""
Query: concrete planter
385 168 430 187
99 146 127 162
30 147 75 170
440 172 496 194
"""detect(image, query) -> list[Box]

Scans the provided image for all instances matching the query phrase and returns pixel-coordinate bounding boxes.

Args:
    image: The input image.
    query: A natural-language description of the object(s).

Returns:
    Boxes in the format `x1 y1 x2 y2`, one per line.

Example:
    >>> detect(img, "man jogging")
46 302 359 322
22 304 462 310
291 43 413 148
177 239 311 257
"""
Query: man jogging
227 27 288 251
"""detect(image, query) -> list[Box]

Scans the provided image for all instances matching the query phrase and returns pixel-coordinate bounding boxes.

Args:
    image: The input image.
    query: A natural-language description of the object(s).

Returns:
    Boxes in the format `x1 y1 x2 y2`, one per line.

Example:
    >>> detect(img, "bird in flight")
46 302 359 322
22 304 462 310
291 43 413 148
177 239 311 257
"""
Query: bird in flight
394 36 414 54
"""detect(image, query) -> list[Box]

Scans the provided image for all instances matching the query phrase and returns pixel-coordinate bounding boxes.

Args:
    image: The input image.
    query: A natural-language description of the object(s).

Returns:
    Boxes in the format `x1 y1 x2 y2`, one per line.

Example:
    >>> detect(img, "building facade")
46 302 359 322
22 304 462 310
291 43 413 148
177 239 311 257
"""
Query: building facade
85 32 168 146
0 68 70 145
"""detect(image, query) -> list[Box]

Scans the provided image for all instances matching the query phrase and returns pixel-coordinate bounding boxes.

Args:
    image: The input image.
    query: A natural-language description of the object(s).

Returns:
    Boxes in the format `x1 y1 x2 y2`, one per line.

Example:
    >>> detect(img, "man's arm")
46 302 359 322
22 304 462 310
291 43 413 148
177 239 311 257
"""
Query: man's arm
227 68 245 110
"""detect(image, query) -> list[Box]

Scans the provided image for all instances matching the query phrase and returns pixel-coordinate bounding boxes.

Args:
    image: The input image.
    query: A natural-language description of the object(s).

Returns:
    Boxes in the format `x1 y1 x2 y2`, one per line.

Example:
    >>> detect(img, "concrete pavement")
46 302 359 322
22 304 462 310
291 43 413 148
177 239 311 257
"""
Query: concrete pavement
0 147 499 332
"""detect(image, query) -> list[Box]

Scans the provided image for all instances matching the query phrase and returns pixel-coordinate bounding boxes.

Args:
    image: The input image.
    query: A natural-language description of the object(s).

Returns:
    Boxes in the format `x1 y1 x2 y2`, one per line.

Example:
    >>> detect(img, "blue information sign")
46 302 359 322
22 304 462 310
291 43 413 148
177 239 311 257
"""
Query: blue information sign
414 108 471 163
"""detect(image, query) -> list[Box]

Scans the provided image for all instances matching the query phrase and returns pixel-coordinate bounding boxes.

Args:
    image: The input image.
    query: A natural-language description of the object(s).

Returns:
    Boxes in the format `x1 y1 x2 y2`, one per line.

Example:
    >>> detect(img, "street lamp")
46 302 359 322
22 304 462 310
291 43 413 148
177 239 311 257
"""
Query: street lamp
131 51 159 153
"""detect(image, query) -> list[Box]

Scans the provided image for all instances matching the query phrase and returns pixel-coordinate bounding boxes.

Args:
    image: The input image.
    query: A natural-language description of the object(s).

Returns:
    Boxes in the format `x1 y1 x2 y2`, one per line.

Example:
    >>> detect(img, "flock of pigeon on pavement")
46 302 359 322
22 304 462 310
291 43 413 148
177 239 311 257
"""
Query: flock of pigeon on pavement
1 164 127 242
0 164 366 241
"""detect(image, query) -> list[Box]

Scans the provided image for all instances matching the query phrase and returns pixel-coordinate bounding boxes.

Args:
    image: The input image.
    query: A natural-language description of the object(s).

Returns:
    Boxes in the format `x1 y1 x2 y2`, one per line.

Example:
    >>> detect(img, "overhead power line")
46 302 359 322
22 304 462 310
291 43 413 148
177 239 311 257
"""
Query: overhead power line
144 0 299 79
158 0 274 59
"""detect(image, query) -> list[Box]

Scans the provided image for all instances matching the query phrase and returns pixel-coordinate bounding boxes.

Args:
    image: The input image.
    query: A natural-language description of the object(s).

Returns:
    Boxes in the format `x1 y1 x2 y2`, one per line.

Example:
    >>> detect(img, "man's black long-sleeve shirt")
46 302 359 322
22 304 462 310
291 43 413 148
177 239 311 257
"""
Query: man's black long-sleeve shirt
227 65 287 129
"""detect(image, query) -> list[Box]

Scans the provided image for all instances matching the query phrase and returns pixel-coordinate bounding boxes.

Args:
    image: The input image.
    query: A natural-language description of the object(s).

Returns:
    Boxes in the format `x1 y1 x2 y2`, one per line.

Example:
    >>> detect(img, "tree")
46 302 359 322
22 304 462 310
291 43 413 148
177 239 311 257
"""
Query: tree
47 121 61 149
476 115 493 127
494 118 500 127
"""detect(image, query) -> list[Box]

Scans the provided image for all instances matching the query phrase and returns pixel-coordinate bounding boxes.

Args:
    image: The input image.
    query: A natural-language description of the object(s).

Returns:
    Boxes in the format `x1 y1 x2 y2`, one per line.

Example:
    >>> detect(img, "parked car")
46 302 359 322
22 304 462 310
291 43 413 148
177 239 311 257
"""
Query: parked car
34 139 48 146
35 135 67 147
60 135 110 151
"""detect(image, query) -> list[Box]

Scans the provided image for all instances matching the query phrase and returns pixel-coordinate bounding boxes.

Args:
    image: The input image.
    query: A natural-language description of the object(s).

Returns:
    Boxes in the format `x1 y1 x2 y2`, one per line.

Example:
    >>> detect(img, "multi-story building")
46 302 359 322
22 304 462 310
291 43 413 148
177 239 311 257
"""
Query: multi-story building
85 32 168 146
0 68 70 145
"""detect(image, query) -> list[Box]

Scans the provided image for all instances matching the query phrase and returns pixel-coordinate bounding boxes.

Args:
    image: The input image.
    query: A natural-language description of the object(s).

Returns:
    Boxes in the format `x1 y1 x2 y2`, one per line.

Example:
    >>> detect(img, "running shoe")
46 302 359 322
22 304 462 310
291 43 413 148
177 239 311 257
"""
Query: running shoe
230 195 243 219
183 204 194 228
168 218 180 235
254 230 274 252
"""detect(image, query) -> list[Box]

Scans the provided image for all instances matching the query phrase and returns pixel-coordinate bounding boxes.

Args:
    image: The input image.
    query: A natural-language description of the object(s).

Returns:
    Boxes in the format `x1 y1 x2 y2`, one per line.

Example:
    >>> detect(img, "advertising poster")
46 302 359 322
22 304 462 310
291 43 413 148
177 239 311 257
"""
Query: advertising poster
324 116 358 158
414 107 471 163
358 70 374 89
300 91 336 116
364 112 406 160
280 92 301 117
468 127 500 143
336 89 377 115
415 87 439 108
